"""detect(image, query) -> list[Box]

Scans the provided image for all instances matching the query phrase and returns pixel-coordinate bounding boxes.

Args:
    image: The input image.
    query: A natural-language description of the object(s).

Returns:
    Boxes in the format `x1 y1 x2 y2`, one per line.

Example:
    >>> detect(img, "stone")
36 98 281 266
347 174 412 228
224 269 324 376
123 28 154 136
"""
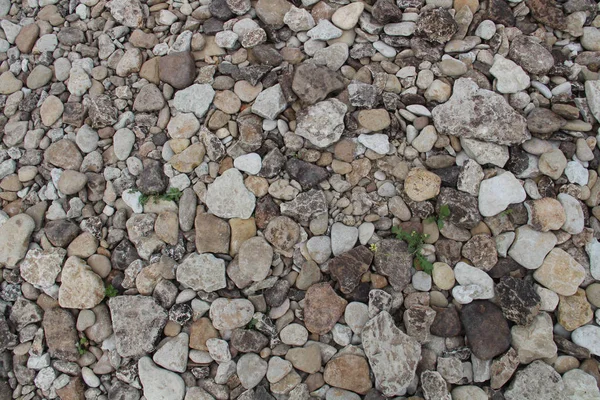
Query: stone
432 78 530 145
357 109 391 132
452 262 495 304
461 138 509 168
508 35 554 75
234 153 262 175
585 80 600 123
176 253 226 292
421 371 451 400
527 108 566 137
404 168 441 201
195 213 230 254
238 353 268 389
307 20 342 40
295 99 347 148
478 172 526 217
304 283 347 335
285 158 329 189
373 239 413 291
107 0 145 27
461 300 511 360
490 348 519 389
324 355 372 394
524 198 566 233
58 256 105 309
558 289 593 331
504 361 564 400
173 84 215 118
87 95 118 128
43 308 79 361
40 95 64 126
404 305 436 343
109 295 168 358
139 357 185 400
587 239 600 281
533 248 585 296
286 345 321 373
0 214 35 267
332 2 364 29
330 222 358 256
573 325 600 356
362 311 421 397
291 63 345 105
452 386 487 400
489 55 530 94
153 333 189 373
496 276 541 325
238 236 273 281
210 298 255 330
252 84 287 120
231 329 269 353
563 369 600 400
539 148 567 180
264 216 300 252
508 226 556 270
0 71 22 95
58 170 88 195
20 248 66 288
206 169 256 219
511 312 557 363
358 134 390 154
329 246 373 294
462 234 497 270
113 128 135 161
27 65 52 89
133 84 165 112
284 6 315 31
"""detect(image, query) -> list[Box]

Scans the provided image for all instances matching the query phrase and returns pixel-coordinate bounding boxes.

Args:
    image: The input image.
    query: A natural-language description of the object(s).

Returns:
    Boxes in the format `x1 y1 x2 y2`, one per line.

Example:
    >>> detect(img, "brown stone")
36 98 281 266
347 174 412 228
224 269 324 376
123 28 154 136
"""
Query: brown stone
189 317 219 351
490 348 519 389
324 355 373 394
43 308 79 361
158 52 196 89
461 234 498 271
44 139 83 170
15 23 40 53
460 300 511 360
430 306 462 337
140 57 160 85
195 213 230 254
229 218 256 256
525 198 566 232
329 246 373 294
304 283 348 335
558 289 593 331
56 377 85 400
526 0 567 30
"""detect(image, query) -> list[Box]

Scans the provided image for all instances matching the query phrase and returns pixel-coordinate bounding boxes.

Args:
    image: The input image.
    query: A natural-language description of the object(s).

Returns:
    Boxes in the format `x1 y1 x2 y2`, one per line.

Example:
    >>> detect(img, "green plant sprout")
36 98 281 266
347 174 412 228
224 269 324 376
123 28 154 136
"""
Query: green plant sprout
392 226 434 275
369 243 378 252
76 336 89 355
130 187 183 206
105 284 118 298
425 204 451 229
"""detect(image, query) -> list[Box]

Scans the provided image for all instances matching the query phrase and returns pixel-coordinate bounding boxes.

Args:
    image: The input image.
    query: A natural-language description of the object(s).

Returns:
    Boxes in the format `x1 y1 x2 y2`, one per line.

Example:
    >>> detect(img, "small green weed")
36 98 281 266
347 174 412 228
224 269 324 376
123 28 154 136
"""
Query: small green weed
369 243 378 253
130 188 183 207
246 318 258 330
392 226 434 274
499 208 513 217
425 204 451 229
105 284 118 298
76 336 89 355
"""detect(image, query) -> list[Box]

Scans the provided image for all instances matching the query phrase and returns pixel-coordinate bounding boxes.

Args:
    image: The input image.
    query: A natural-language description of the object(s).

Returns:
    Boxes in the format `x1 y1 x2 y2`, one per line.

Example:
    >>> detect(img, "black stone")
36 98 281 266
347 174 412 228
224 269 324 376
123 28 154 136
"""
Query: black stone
285 158 329 189
416 8 458 44
111 239 140 270
252 45 283 66
259 148 286 178
169 303 193 325
329 246 374 294
496 276 541 325
430 306 462 337
231 329 270 353
436 187 481 229
371 0 403 24
460 301 511 360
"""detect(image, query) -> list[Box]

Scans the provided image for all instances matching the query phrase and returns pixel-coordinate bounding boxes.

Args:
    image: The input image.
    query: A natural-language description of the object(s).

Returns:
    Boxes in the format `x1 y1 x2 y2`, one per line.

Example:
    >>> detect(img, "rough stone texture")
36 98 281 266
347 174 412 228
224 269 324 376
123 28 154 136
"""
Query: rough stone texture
373 239 413 291
504 360 565 400
432 78 530 145
176 253 226 292
323 355 372 394
58 256 105 309
205 168 256 219
294 99 347 148
108 296 168 358
533 248 585 296
329 246 373 294
43 308 79 361
461 301 511 360
0 214 35 267
496 276 541 325
511 312 557 364
303 283 347 335
362 311 421 397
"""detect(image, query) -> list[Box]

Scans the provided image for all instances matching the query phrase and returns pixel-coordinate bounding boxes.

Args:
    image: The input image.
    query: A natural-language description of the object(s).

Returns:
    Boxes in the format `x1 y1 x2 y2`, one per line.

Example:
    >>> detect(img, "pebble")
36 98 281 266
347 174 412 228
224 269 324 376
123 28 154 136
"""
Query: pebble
478 172 526 217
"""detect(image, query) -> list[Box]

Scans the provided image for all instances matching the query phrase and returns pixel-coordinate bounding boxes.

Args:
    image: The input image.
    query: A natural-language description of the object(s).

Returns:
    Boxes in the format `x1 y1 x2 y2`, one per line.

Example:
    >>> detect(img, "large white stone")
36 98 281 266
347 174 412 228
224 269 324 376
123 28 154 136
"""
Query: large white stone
176 253 226 293
173 84 215 118
205 168 256 219
478 172 526 217
138 357 185 400
452 262 495 304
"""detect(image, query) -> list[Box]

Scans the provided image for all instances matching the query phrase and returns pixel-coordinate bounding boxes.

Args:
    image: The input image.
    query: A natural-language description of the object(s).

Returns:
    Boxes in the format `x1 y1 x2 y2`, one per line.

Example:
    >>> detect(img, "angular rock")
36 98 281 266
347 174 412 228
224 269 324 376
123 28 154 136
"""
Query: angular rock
432 78 530 145
324 355 372 395
295 99 347 148
525 198 566 232
280 189 328 224
511 312 557 364
206 169 256 219
496 276 541 325
533 248 585 296
504 360 564 400
209 298 254 330
285 158 329 190
173 84 215 118
373 239 413 291
362 311 421 397
58 256 105 309
177 253 226 292
508 225 556 270
43 308 79 361
107 0 145 28
195 213 230 254
461 301 511 360
329 246 373 294
304 283 347 335
0 214 35 267
109 296 168 358
557 288 593 332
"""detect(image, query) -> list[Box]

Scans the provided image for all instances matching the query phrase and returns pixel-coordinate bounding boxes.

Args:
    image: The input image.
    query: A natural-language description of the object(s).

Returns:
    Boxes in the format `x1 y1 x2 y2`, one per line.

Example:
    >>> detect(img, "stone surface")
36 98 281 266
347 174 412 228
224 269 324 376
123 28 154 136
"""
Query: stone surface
206 169 256 219
295 99 347 148
0 214 35 267
432 78 530 145
504 361 565 400
362 311 421 397
138 357 185 400
461 301 511 360
533 248 585 296
109 296 168 358
303 283 347 335
176 253 226 292
511 312 557 363
478 172 526 217
58 256 105 309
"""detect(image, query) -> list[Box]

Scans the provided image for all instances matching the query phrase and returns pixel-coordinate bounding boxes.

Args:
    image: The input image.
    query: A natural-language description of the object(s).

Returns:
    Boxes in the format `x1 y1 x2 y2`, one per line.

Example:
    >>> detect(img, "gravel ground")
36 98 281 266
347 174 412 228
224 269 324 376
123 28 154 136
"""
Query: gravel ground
1 0 600 399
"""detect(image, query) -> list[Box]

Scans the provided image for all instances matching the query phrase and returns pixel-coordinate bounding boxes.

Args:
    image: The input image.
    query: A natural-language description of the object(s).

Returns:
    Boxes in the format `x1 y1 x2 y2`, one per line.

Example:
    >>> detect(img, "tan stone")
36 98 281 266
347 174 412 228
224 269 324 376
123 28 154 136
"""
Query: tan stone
525 198 566 232
323 355 372 394
195 213 230 254
404 168 441 201
189 318 219 351
285 345 322 374
558 289 593 331
229 218 256 256
533 248 585 296
169 143 206 173
357 109 391 132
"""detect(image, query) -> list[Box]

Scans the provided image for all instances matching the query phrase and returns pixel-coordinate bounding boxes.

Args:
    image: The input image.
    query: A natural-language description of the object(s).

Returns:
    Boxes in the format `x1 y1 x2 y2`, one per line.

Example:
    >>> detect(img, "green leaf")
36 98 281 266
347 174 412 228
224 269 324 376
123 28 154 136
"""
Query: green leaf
437 219 444 229
439 204 451 219
424 216 436 224
105 284 118 298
